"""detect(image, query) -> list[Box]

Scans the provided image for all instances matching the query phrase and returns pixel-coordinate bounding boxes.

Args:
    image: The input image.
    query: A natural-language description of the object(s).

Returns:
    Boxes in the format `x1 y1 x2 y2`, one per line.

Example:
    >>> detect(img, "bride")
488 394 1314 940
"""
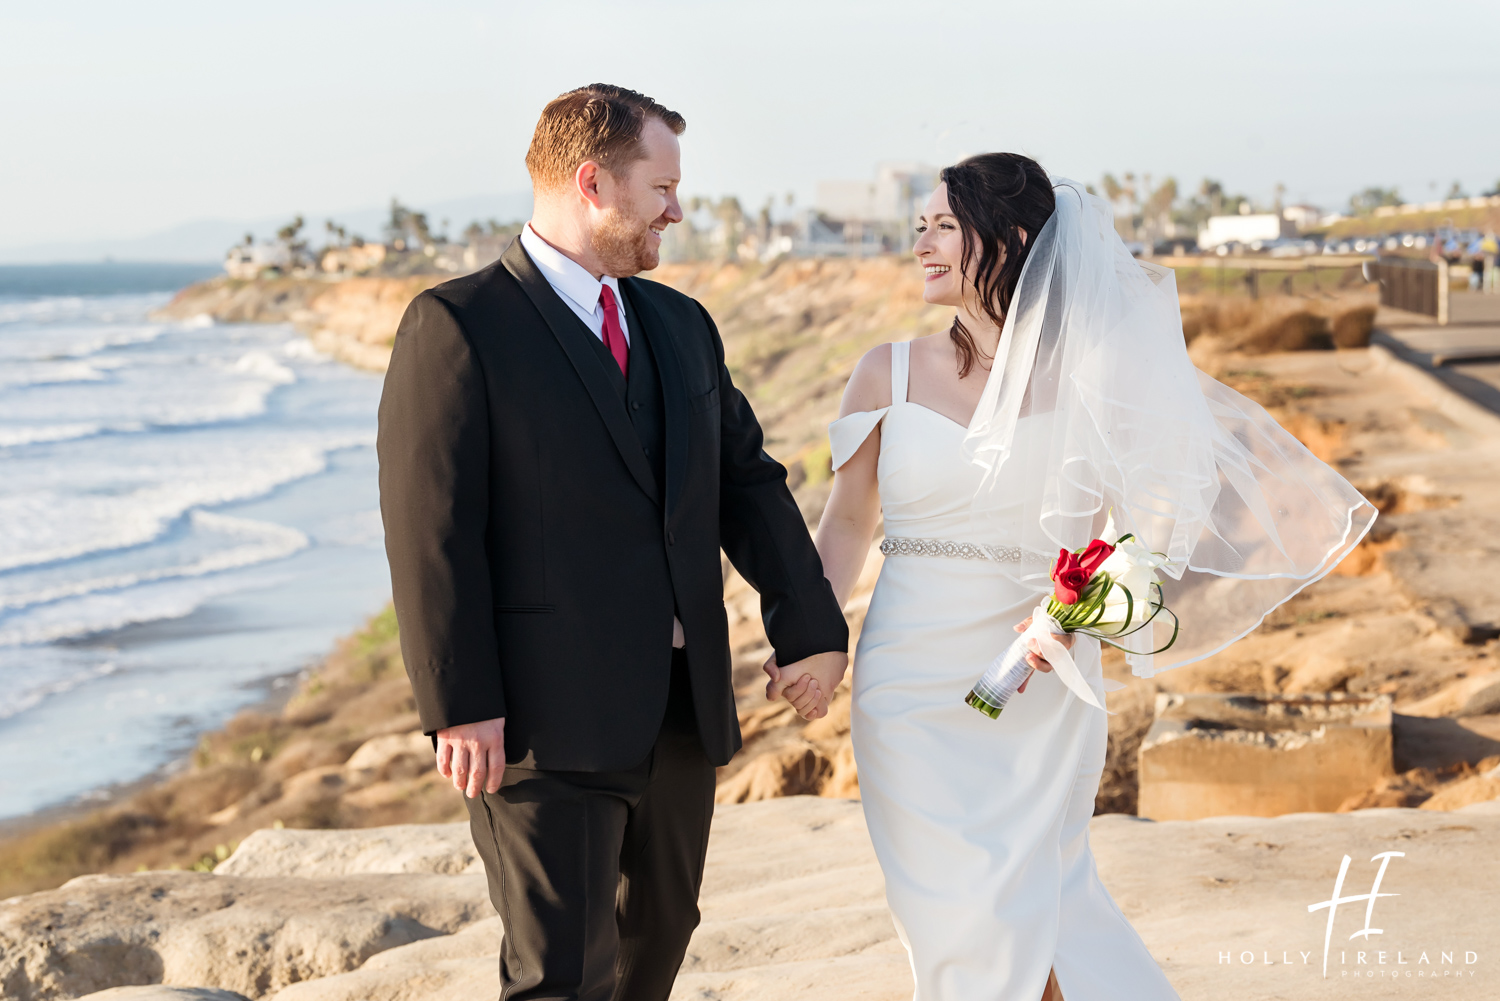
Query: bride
767 153 1376 999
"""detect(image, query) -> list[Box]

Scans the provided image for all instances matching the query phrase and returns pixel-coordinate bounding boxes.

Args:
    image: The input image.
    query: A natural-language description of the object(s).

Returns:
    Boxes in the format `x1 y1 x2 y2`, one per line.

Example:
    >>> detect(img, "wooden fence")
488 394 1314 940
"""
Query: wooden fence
1367 257 1450 323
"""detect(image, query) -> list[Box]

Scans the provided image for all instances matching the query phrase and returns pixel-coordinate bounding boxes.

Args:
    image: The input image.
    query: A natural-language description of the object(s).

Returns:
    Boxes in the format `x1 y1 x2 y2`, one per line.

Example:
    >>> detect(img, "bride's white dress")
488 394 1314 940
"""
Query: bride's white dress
830 340 1180 1000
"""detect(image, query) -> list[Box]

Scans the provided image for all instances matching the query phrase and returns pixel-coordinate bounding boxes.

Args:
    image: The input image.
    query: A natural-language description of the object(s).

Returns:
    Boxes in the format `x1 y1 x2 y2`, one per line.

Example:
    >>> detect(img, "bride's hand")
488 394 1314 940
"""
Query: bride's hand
764 650 847 720
1012 616 1074 688
763 653 825 718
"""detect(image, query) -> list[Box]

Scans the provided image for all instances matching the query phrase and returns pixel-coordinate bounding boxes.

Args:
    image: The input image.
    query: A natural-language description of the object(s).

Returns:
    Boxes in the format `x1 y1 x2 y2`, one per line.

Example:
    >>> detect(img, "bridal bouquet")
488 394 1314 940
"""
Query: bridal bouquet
965 515 1180 718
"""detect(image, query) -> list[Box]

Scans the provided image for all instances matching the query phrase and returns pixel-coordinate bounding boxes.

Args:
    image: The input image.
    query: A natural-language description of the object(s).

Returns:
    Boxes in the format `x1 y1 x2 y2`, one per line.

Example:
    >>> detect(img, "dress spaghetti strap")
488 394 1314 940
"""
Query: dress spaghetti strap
891 340 911 404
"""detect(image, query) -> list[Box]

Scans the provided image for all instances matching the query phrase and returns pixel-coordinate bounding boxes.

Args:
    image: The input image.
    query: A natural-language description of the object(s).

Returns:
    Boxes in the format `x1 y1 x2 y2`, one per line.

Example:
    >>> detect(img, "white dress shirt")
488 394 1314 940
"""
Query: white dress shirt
519 223 630 346
519 222 686 649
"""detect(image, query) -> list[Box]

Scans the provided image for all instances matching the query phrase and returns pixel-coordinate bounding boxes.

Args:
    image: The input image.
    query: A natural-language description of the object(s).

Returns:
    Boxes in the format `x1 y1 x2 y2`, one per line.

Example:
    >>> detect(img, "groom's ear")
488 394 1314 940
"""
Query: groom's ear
573 160 606 211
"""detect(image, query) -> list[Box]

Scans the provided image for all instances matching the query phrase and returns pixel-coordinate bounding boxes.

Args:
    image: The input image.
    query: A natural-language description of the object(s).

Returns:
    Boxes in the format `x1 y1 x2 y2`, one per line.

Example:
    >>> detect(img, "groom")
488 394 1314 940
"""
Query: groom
377 84 849 1000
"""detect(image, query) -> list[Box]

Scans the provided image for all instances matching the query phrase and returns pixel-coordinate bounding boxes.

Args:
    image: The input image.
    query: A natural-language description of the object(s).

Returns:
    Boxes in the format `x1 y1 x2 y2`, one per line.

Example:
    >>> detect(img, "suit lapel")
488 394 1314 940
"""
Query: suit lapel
622 278 689 518
501 239 661 506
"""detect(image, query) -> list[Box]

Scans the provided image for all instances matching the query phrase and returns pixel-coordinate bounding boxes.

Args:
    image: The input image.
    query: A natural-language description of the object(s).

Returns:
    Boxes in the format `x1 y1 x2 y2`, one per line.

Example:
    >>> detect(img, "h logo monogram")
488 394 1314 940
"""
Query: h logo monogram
1307 851 1405 977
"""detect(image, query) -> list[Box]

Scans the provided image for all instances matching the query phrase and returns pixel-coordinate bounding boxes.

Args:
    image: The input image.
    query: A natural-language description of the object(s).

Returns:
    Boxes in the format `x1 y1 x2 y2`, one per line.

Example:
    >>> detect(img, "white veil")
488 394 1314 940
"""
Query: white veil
963 178 1378 676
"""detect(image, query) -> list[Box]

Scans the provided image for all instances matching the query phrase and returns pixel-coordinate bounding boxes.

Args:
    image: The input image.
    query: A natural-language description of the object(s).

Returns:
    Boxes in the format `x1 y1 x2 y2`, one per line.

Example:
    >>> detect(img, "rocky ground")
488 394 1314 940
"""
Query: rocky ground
8 797 1498 1000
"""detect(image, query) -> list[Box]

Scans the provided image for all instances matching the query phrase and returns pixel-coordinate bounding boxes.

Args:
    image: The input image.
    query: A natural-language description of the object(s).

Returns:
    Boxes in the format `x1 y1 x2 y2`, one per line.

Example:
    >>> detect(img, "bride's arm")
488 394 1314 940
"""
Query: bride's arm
765 344 891 716
814 346 890 607
816 446 881 608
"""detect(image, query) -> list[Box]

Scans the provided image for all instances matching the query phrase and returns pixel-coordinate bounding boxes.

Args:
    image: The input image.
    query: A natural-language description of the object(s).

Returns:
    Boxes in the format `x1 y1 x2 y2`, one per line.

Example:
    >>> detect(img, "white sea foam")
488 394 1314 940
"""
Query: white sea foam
0 656 119 721
0 571 259 648
0 422 111 447
0 512 308 615
281 337 327 361
0 360 107 389
229 349 297 384
0 434 367 572
0 322 166 362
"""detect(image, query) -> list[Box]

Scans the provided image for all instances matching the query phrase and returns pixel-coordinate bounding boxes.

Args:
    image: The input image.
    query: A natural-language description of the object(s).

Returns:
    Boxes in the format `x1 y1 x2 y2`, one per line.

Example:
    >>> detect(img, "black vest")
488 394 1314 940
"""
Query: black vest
582 287 666 494
577 287 697 732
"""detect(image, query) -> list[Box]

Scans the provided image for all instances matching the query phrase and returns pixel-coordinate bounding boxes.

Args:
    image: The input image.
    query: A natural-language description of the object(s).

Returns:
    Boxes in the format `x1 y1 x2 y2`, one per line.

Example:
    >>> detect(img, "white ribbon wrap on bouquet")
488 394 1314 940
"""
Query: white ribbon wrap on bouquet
972 603 1128 715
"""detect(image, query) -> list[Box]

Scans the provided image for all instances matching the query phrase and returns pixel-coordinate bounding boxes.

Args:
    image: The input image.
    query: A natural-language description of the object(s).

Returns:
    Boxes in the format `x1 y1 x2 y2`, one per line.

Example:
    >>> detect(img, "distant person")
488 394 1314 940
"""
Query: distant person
377 84 847 999
765 154 1375 998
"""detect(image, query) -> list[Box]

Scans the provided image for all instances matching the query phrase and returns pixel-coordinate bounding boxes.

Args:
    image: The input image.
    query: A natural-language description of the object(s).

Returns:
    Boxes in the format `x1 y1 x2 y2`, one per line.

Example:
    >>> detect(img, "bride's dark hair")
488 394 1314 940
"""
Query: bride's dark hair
940 152 1055 377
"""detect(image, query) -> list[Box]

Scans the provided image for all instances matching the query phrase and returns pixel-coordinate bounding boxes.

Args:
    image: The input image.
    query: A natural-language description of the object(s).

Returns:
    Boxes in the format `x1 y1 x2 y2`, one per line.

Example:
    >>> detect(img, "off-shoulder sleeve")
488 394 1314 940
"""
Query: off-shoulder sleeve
828 407 889 471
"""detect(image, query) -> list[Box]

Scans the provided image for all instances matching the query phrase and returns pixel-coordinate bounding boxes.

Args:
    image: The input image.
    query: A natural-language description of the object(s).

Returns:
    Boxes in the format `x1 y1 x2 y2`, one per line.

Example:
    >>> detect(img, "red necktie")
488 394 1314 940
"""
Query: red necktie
598 284 629 378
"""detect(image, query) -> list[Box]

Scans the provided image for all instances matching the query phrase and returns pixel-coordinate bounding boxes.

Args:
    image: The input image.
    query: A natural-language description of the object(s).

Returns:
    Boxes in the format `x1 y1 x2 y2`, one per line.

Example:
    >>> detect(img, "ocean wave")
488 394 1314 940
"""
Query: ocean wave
0 422 114 447
229 349 297 385
0 655 119 721
0 570 265 649
0 322 167 363
0 432 370 572
0 360 108 389
0 292 167 328
0 511 309 616
0 360 293 432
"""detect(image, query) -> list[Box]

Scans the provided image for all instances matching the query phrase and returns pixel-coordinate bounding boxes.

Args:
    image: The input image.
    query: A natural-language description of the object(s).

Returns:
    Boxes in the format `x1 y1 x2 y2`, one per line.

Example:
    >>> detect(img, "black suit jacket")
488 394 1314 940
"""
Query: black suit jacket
377 238 848 770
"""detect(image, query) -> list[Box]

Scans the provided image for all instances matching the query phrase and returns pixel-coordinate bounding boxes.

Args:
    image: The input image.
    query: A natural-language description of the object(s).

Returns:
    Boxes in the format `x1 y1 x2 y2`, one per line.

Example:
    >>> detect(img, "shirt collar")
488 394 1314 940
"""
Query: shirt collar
521 222 621 317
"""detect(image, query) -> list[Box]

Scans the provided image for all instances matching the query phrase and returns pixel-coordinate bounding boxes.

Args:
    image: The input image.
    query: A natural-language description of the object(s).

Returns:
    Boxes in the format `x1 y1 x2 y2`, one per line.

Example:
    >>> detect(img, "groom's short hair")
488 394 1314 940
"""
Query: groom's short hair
526 84 685 194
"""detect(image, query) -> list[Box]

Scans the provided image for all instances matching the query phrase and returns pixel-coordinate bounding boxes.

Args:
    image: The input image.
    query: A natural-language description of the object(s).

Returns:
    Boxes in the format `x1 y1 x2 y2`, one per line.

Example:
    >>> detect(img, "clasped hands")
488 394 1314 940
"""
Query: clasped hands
762 649 849 720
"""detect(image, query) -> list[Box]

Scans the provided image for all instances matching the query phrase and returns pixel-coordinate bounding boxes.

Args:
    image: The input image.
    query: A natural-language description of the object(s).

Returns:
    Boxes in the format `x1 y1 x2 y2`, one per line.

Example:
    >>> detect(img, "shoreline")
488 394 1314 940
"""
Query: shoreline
0 604 445 900
0 280 393 880
0 662 310 841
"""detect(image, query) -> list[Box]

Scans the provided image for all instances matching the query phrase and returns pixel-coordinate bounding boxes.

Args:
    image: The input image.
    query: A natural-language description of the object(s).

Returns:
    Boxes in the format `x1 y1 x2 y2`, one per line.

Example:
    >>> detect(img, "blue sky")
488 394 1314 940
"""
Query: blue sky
2 0 1496 256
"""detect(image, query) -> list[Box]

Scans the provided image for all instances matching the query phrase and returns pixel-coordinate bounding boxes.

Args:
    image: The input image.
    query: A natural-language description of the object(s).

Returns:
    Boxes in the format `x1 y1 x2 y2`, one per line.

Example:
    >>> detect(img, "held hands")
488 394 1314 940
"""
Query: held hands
435 716 506 799
1012 616 1075 694
763 650 849 720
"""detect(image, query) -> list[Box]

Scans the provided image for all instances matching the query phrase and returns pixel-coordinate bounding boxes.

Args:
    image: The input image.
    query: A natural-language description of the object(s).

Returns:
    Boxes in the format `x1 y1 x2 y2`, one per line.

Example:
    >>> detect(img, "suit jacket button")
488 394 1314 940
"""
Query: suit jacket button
667 531 676 546
632 401 640 410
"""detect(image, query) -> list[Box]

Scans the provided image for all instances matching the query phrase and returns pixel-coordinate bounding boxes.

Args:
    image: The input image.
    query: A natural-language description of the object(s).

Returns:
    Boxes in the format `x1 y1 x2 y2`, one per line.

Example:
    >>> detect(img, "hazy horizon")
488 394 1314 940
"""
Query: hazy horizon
3 0 1497 260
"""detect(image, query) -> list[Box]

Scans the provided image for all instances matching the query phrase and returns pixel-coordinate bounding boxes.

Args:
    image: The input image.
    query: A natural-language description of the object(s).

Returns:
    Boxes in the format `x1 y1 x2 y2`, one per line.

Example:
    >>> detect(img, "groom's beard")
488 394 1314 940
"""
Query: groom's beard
592 197 659 277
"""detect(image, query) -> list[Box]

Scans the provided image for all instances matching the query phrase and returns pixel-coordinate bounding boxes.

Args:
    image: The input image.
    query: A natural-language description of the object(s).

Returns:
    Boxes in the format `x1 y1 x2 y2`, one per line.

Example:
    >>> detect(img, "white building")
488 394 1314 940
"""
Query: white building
1197 214 1289 250
224 242 294 279
814 162 939 252
1281 204 1322 233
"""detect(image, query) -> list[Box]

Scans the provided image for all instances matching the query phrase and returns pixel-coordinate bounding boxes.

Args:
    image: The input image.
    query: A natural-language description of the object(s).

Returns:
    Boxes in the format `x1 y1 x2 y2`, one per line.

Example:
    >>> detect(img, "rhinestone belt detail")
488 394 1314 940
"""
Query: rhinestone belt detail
879 537 1025 562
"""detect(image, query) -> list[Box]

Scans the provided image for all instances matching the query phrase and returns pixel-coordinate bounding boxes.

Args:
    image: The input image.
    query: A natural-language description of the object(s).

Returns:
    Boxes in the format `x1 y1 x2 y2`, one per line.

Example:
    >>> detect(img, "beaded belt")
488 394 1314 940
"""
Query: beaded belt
879 536 1025 562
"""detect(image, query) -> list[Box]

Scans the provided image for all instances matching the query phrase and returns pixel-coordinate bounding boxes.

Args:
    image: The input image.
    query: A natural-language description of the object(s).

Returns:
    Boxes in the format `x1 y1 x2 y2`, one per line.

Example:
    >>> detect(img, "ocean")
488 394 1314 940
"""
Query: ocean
0 264 392 820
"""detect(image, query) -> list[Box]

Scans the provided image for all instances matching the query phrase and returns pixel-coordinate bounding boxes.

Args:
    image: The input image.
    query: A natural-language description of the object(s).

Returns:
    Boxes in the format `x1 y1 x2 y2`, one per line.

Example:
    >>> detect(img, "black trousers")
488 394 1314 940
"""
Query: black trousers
464 649 716 1001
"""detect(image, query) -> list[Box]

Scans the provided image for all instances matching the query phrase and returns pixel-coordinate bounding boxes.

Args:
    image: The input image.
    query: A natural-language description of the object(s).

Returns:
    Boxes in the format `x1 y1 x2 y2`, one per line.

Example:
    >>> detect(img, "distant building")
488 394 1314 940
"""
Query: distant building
461 234 513 271
1281 204 1322 232
1197 214 1291 250
319 243 388 275
813 162 939 254
224 242 295 279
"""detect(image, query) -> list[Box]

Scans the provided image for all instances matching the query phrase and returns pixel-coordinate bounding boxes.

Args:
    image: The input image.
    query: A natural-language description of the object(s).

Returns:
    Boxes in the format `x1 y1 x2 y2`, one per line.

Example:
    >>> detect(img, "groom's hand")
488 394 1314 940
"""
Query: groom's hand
764 650 849 720
436 716 506 799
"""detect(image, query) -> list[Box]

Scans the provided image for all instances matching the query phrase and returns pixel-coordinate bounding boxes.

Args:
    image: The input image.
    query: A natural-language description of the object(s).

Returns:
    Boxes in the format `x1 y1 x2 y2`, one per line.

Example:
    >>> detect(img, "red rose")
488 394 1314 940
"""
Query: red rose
1051 549 1091 605
1078 539 1115 575
1054 567 1092 605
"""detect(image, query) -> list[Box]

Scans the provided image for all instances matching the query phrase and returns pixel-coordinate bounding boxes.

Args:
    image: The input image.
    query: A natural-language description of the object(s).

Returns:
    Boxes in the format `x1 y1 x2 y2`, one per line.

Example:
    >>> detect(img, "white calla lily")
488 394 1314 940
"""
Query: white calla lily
1092 539 1167 633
